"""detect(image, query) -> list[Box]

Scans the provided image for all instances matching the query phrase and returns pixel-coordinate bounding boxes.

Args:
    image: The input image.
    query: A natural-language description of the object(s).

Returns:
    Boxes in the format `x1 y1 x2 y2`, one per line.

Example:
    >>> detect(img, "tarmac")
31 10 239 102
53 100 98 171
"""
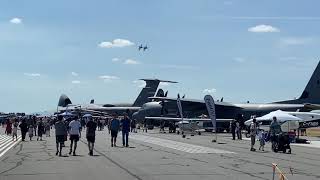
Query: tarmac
1 127 320 180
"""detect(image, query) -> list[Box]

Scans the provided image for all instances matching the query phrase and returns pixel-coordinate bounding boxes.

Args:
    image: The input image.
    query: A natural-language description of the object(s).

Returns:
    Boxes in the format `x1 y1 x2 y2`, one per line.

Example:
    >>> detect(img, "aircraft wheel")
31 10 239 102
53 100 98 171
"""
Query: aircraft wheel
177 131 180 135
198 132 201 135
182 131 184 135
182 135 186 138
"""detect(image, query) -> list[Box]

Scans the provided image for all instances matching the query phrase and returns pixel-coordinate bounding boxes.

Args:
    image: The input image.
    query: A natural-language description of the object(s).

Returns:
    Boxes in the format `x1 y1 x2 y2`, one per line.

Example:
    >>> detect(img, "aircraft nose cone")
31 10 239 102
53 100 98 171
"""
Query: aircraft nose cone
132 110 145 121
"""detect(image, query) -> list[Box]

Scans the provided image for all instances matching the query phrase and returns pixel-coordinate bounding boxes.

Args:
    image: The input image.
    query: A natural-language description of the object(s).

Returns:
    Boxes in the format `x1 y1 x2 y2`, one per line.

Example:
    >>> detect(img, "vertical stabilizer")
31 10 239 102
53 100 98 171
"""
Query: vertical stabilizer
299 61 320 101
132 79 177 107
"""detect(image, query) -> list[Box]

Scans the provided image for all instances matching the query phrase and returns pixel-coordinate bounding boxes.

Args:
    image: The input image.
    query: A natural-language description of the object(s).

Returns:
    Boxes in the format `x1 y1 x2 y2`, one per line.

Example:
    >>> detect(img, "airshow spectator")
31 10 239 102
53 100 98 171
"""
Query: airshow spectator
110 114 120 147
121 113 131 147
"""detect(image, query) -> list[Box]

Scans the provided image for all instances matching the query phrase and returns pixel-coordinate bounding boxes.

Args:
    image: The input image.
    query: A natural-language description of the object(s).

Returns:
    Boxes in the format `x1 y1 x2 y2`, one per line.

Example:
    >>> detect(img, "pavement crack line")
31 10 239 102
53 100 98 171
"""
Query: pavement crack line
0 143 26 175
80 139 143 180
218 165 269 180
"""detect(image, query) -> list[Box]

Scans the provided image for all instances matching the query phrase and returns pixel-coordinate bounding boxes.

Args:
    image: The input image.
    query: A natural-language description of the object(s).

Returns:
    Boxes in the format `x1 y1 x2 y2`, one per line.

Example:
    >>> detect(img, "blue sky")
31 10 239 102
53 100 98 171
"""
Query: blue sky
1 0 320 113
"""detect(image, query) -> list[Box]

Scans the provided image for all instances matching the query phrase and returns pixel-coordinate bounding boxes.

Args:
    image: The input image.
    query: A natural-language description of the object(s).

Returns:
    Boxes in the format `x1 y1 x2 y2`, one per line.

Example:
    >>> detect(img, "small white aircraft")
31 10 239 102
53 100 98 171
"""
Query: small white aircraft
145 116 232 135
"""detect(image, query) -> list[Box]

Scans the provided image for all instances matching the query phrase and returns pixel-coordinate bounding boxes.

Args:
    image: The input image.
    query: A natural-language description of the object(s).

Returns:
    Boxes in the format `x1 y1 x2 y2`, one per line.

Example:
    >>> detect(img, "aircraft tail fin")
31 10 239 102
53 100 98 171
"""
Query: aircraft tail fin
279 61 320 104
298 61 320 101
132 79 177 107
58 94 72 107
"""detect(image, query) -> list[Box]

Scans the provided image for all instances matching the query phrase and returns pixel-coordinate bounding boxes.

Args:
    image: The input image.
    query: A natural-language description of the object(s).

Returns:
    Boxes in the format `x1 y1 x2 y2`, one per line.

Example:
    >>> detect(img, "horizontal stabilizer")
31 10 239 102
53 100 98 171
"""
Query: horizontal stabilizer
139 79 178 84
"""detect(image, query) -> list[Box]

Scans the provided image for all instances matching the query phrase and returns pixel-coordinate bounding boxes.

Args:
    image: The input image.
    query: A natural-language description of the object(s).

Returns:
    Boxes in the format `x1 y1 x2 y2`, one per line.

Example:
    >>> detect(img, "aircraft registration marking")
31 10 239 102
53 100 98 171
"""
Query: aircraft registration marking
131 134 235 154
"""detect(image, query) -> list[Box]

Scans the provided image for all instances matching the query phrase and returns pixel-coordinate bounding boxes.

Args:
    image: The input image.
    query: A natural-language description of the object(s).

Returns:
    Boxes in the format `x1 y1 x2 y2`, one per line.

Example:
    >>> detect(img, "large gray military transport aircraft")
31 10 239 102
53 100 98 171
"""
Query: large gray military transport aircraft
57 79 177 116
133 61 320 130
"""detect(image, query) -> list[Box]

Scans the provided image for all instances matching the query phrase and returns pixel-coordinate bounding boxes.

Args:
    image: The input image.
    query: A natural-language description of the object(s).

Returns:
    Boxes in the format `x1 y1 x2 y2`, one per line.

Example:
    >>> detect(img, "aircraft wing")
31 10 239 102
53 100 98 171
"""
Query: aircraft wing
145 116 233 122
149 97 241 108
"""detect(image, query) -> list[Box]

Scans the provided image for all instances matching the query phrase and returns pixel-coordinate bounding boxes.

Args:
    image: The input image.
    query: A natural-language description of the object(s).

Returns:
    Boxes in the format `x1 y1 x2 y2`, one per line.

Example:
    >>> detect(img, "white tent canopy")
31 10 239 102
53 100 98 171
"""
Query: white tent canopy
257 110 302 122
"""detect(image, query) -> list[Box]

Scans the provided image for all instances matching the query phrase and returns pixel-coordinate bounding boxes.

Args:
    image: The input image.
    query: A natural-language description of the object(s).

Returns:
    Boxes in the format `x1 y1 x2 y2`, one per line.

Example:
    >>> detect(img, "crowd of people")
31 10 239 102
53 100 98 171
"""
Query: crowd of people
2 113 291 156
54 112 136 156
2 116 52 141
1 113 140 157
228 115 290 153
248 116 290 153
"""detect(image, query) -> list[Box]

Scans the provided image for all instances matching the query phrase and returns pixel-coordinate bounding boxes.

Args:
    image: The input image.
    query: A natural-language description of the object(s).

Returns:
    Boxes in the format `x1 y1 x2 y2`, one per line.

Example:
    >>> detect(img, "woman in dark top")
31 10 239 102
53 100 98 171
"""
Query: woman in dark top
5 119 12 135
37 120 45 141
19 119 28 141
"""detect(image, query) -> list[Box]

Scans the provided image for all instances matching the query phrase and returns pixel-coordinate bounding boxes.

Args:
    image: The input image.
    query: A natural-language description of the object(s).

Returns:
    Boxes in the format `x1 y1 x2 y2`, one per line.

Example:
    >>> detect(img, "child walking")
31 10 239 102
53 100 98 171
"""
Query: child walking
29 125 34 141
258 130 266 151
12 121 18 141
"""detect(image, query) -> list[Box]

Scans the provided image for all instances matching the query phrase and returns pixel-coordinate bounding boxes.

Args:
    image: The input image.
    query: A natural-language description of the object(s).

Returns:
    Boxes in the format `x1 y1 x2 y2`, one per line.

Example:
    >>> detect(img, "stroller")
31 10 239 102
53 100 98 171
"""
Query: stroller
271 132 291 154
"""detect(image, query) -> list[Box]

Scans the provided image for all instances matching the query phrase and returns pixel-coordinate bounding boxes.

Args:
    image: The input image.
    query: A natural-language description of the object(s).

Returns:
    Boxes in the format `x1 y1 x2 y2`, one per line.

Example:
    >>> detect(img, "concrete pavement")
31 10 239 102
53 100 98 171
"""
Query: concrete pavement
1 128 320 180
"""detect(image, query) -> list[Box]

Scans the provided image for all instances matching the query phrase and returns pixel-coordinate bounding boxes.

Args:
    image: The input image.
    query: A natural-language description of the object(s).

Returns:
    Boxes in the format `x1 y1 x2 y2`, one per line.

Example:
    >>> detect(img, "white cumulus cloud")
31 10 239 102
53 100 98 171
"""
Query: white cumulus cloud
71 72 79 76
98 39 134 48
10 17 22 24
203 88 217 94
24 73 41 77
248 24 280 33
71 80 81 84
124 59 140 65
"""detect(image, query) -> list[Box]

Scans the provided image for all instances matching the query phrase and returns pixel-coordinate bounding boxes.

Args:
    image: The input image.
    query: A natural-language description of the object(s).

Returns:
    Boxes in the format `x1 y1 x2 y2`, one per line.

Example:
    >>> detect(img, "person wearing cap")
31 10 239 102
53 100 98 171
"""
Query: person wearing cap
121 113 131 147
250 118 258 151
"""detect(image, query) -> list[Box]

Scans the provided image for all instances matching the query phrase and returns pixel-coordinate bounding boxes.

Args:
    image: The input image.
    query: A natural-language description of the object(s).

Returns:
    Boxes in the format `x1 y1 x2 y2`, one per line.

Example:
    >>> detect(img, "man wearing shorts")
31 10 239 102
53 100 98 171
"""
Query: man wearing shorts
110 114 120 147
68 116 81 156
86 116 97 156
55 115 67 156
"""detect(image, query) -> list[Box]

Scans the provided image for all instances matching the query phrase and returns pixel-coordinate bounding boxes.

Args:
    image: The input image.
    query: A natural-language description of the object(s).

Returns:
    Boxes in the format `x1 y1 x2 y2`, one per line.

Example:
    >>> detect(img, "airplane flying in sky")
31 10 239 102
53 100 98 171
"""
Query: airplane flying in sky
138 44 148 51
132 61 320 132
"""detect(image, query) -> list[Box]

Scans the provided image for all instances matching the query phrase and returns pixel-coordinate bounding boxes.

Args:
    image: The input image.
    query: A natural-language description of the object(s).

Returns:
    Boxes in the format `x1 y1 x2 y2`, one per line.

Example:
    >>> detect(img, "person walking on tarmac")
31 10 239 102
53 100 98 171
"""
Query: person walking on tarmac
270 116 282 149
121 113 131 147
68 116 81 156
55 115 67 156
5 119 12 136
130 119 137 133
86 116 97 156
270 116 282 136
19 119 28 141
110 114 120 147
230 120 236 140
250 118 258 151
37 119 45 141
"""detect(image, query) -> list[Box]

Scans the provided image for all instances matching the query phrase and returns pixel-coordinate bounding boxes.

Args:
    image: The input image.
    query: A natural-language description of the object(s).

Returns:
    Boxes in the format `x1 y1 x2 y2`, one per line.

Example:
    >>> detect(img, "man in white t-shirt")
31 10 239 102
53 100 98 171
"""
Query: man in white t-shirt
68 116 81 156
